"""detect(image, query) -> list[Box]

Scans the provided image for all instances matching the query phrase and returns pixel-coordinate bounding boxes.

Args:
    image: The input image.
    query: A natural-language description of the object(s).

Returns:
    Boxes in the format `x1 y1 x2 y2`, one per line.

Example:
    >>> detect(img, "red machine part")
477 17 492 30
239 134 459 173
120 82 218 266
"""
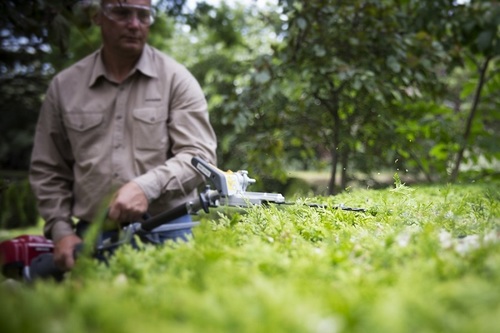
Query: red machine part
0 235 54 279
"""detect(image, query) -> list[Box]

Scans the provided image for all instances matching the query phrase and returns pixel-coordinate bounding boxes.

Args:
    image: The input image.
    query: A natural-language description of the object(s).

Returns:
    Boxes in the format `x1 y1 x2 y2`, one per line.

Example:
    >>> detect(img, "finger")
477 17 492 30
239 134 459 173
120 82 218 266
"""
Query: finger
118 209 130 221
108 205 120 220
54 254 64 270
64 255 75 271
54 252 70 271
120 208 143 222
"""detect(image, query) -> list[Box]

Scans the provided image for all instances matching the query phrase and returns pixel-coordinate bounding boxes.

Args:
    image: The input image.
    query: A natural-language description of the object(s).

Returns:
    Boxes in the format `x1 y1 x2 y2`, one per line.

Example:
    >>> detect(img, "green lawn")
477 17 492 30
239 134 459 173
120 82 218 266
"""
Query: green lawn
1 179 499 333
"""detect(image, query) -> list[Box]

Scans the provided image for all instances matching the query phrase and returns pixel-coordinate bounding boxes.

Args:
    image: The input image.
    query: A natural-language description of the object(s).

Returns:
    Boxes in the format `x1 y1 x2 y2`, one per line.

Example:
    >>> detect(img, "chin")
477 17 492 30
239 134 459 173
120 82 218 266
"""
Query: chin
121 43 145 55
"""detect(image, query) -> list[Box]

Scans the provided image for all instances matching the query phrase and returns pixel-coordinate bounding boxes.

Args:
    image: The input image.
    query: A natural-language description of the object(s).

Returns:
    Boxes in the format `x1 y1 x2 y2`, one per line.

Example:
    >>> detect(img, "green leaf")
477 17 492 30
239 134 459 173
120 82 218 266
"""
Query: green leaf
476 30 493 52
296 17 307 30
429 143 449 161
313 44 326 57
254 70 271 84
387 56 401 73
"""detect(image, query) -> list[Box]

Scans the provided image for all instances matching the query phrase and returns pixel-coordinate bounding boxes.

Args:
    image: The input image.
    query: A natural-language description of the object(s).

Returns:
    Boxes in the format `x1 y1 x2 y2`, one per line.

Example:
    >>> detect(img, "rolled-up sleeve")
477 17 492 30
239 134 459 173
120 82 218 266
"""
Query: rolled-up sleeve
29 80 76 241
133 69 217 203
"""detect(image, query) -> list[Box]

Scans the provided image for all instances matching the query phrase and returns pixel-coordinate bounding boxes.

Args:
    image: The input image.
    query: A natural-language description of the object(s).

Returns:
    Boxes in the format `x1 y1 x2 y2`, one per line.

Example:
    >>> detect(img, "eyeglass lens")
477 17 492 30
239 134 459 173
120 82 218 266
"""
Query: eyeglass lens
106 6 153 25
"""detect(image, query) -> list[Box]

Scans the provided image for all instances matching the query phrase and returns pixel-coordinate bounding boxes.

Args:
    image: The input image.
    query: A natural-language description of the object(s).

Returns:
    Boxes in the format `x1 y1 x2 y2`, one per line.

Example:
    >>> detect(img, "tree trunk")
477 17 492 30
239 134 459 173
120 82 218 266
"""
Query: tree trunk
328 108 341 195
328 146 339 195
450 57 491 182
340 147 349 190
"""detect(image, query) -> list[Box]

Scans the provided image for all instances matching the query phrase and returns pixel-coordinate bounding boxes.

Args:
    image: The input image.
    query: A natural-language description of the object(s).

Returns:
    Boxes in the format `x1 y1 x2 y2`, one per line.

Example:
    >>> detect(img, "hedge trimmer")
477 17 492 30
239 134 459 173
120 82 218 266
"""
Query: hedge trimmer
0 157 365 282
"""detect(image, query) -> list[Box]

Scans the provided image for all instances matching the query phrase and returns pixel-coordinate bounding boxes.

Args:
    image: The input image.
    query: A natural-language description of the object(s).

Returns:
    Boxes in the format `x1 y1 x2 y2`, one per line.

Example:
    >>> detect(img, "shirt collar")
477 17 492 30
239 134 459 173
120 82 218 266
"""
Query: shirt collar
88 44 158 87
88 49 107 87
135 44 157 79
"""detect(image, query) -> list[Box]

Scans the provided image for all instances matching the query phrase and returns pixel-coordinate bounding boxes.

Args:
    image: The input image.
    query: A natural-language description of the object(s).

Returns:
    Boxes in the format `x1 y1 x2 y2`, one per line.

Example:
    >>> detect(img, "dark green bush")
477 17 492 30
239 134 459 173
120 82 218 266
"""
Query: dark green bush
0 176 39 229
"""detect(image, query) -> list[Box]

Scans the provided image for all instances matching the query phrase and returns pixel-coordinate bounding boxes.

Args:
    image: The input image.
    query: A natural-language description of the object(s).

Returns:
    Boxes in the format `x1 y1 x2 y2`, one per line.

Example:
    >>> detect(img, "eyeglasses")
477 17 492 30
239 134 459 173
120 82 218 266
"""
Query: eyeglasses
101 4 155 26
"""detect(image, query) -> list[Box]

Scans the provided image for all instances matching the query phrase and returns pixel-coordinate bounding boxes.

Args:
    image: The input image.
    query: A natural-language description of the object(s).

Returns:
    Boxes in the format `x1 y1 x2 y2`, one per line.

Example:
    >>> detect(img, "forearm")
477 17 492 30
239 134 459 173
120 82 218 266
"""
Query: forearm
48 221 77 243
134 149 214 202
30 156 76 240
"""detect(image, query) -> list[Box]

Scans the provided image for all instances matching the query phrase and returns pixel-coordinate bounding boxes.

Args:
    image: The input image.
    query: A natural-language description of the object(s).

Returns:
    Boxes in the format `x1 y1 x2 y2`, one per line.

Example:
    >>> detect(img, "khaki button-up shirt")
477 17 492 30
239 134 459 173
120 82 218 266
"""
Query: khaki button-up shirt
30 45 217 241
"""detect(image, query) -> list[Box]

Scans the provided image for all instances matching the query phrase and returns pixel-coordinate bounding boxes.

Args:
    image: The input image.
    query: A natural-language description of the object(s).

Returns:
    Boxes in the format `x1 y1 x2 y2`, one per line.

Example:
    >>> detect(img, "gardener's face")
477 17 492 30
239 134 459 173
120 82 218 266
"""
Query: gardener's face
96 0 153 57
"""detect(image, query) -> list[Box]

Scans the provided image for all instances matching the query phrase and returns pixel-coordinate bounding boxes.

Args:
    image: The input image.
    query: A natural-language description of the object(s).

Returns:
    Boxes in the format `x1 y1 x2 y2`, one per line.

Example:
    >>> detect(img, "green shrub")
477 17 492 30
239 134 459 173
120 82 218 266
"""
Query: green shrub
0 181 499 333
0 177 38 229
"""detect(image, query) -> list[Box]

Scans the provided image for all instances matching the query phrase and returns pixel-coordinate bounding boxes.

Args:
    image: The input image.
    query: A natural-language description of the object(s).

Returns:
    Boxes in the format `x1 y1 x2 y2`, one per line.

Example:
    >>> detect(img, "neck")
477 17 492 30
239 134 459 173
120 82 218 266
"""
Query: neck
101 47 142 84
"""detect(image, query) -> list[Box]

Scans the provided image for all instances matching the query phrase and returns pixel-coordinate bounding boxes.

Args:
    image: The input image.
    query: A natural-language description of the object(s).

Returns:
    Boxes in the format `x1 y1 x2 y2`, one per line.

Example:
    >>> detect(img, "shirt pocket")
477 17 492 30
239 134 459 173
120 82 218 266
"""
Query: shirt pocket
64 112 104 132
133 107 168 150
63 112 105 159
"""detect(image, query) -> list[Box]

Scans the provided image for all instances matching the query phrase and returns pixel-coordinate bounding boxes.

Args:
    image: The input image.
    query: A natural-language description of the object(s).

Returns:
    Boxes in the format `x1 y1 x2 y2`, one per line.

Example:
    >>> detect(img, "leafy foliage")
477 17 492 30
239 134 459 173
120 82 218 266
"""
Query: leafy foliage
406 0 500 180
0 1 60 169
0 177 38 229
253 0 460 192
1 181 499 332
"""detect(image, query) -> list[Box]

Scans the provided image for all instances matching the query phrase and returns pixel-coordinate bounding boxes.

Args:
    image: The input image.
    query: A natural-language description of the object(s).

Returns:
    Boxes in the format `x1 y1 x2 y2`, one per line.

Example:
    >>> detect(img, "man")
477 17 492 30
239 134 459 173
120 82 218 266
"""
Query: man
29 0 217 271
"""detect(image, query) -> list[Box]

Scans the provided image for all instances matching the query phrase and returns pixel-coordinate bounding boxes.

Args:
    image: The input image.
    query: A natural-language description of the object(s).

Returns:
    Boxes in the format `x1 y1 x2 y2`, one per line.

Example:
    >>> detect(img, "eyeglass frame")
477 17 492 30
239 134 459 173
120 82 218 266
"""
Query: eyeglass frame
101 3 156 26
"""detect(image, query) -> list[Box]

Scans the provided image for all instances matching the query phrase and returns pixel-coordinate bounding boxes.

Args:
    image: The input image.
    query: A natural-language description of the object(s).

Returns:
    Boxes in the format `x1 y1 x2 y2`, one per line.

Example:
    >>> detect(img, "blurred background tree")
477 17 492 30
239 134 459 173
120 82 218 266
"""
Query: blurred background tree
0 0 498 195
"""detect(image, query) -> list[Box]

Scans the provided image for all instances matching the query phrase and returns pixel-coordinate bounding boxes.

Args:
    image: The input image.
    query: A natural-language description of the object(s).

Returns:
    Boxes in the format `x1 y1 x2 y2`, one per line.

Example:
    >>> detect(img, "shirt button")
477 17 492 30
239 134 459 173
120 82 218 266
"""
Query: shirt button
116 115 122 120
119 86 125 91
114 144 121 149
150 117 155 122
113 173 119 178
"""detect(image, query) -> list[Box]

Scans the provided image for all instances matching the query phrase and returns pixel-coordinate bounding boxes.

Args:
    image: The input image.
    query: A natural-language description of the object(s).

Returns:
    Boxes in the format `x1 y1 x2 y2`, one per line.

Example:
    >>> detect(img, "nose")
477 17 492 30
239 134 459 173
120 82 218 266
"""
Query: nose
126 15 141 27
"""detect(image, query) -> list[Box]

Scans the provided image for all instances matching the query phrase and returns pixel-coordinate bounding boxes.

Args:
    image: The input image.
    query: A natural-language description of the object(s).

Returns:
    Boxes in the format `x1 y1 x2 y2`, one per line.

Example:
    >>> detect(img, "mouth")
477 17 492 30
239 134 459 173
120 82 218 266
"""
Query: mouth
122 36 141 42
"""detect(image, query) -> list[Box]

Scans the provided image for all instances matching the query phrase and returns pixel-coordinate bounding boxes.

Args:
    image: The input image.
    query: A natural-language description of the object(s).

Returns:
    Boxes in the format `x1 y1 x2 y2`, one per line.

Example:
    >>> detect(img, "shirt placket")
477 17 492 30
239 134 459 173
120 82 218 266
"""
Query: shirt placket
111 82 129 186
